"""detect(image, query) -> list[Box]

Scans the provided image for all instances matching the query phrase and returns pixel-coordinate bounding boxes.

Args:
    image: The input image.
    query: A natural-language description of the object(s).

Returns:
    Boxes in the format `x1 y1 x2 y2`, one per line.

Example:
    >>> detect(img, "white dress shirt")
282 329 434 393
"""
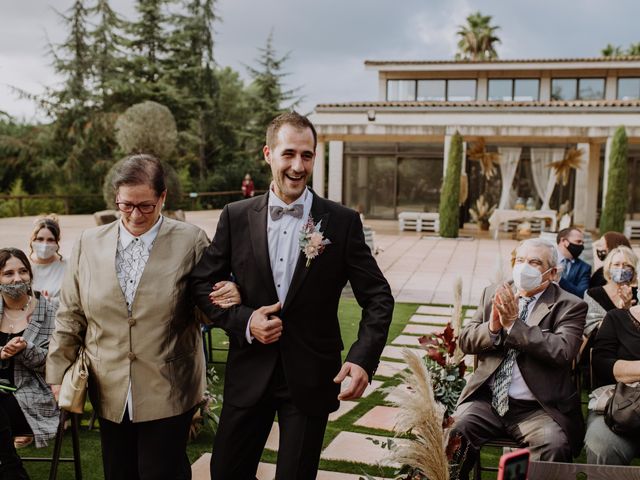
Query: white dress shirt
115 215 163 419
245 187 313 343
508 291 543 400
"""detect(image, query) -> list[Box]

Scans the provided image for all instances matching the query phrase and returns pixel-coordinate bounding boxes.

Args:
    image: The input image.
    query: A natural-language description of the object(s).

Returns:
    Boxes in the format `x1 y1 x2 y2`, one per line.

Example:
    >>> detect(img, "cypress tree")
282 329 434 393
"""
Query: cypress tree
439 132 463 238
599 126 629 233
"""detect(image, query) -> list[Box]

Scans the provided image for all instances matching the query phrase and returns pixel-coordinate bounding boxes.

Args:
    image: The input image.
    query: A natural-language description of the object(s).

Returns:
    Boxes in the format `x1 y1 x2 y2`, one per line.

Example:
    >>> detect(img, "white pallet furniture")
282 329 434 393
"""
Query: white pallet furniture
624 220 640 240
398 212 439 233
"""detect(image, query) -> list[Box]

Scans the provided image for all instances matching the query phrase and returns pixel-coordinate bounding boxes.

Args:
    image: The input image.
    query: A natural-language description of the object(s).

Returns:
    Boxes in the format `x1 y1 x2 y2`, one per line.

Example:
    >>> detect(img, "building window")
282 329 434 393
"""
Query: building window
488 79 540 101
447 79 476 101
552 78 605 100
514 79 539 101
618 78 640 100
387 80 416 101
488 79 512 101
579 78 605 100
551 79 577 100
417 80 446 101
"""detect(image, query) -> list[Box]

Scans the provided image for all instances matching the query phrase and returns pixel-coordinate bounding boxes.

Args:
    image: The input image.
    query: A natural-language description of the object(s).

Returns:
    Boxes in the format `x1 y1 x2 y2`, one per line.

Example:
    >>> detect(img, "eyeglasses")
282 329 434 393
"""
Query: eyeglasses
115 201 157 214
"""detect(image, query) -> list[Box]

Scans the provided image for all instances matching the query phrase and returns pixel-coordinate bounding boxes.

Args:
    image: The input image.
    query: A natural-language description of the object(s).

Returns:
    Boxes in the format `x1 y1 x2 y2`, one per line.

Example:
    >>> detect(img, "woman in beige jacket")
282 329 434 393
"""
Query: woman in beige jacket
46 154 239 480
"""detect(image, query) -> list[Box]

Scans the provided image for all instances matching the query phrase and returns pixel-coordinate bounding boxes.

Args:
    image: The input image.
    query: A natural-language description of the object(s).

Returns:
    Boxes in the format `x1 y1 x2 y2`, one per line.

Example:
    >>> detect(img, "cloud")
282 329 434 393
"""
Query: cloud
411 0 474 59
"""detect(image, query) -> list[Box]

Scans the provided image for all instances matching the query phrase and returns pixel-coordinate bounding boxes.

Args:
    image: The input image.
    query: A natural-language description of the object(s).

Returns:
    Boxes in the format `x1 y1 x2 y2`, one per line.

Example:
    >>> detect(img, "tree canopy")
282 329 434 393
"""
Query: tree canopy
455 12 501 61
0 0 301 214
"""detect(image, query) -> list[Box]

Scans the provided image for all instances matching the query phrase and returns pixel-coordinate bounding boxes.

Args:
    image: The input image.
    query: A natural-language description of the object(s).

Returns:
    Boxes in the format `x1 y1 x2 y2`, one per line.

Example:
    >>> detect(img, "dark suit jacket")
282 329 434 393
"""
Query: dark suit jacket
457 282 587 455
190 191 394 415
559 257 591 298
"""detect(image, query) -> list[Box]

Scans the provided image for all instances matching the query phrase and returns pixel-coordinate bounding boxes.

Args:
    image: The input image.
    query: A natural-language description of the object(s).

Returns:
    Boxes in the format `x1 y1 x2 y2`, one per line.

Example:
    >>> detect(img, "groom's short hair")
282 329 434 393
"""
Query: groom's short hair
266 111 317 150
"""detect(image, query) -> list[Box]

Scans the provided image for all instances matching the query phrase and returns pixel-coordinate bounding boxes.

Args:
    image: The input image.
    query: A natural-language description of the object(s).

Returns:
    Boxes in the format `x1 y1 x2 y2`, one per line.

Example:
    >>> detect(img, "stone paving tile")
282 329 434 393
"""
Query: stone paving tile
257 462 277 480
402 324 444 335
328 400 359 421
416 305 453 316
264 422 279 451
354 405 401 432
317 471 391 480
192 455 277 480
321 431 403 467
384 384 413 405
381 345 426 360
390 334 424 347
409 313 451 325
374 360 407 378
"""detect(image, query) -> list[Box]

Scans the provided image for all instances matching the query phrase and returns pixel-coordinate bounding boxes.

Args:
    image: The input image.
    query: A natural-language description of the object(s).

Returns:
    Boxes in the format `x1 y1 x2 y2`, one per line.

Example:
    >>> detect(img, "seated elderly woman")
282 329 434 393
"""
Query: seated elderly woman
583 245 638 338
0 248 60 479
585 304 640 464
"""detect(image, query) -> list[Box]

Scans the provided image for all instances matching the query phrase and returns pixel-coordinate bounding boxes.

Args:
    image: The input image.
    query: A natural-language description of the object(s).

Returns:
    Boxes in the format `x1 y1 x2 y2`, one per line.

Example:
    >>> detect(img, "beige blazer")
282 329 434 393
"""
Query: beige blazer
46 218 210 423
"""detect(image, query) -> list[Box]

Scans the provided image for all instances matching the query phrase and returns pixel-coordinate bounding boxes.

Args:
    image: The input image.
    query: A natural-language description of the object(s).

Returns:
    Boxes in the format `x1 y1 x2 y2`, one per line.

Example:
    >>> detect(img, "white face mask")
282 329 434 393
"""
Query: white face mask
32 242 58 260
512 263 551 292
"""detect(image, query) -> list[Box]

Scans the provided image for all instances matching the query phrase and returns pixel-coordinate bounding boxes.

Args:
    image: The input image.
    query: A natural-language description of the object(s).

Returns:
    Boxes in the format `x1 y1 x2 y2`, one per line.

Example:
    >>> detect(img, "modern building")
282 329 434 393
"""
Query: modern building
309 57 640 230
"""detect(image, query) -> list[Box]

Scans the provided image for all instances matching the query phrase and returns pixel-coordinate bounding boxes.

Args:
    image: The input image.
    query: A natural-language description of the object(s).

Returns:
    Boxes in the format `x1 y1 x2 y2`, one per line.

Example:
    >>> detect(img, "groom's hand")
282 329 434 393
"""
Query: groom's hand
334 362 369 400
249 302 282 344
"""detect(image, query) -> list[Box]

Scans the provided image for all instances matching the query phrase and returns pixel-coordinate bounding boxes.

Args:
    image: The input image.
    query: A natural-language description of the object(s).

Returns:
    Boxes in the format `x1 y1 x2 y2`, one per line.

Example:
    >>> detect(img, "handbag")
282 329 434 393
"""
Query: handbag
58 347 89 414
604 381 640 436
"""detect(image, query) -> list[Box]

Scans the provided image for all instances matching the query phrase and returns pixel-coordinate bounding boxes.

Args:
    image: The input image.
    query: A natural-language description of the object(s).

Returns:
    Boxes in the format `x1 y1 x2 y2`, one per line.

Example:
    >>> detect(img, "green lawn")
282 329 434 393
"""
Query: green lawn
23 298 583 480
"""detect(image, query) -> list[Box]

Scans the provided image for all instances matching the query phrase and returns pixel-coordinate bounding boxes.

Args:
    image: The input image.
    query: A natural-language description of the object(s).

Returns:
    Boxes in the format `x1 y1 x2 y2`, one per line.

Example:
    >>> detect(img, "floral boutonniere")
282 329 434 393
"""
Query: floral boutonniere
299 216 331 267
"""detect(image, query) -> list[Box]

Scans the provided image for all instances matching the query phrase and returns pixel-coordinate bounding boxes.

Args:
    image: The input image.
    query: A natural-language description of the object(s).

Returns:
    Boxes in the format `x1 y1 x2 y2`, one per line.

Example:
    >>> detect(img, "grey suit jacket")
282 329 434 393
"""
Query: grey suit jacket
46 218 209 423
457 282 587 455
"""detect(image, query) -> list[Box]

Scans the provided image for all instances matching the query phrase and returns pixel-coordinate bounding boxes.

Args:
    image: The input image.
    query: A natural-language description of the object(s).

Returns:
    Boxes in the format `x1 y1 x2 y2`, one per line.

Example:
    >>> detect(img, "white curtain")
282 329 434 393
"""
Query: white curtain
530 148 565 209
497 147 522 209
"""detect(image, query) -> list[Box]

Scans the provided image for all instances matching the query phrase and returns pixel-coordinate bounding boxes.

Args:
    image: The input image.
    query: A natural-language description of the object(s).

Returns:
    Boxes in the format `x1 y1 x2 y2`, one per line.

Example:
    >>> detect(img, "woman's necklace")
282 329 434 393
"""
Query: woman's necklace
1 295 32 333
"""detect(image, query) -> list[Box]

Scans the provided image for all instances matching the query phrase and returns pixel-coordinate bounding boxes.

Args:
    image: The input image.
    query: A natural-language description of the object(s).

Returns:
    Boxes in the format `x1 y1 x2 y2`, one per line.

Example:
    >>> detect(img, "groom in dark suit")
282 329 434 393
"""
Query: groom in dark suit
190 111 394 479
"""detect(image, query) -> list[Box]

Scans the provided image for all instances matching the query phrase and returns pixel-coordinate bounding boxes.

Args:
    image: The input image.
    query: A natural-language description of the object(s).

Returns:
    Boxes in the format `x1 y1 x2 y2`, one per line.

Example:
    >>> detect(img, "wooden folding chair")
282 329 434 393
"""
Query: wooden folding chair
21 409 82 480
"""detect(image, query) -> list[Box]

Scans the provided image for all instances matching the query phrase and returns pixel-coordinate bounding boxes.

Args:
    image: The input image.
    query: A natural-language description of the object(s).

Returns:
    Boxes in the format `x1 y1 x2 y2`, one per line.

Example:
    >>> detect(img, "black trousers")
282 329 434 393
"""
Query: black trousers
99 408 194 480
0 401 29 480
210 361 329 480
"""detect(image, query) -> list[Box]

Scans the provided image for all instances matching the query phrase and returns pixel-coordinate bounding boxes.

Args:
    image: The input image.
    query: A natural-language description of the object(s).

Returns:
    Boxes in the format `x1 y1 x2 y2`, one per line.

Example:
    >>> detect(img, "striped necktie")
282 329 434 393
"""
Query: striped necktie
491 296 535 416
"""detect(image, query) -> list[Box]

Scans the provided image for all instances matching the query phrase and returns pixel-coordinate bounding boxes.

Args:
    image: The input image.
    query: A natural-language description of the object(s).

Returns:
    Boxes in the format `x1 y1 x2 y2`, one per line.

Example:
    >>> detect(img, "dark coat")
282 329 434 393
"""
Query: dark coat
189 191 394 415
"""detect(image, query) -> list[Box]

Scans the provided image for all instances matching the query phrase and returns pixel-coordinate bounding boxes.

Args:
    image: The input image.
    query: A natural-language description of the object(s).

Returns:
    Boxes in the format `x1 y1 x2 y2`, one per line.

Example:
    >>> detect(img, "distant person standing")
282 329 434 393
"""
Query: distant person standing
241 173 255 198
28 216 66 300
556 227 591 298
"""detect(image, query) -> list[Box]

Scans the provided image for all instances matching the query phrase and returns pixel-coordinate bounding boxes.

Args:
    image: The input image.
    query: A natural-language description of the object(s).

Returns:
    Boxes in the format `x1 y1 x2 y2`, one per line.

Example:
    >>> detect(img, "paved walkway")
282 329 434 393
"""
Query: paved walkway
191 304 477 479
0 211 518 306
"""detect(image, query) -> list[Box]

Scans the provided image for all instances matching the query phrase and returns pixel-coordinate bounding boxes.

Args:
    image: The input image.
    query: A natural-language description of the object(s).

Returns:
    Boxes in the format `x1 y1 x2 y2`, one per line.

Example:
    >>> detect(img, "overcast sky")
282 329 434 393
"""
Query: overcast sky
1 0 639 122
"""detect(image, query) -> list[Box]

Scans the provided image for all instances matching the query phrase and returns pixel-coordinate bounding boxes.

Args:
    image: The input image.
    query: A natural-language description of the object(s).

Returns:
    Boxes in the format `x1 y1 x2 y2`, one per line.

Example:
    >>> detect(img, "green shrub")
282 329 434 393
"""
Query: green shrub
0 179 65 218
599 126 628 233
438 132 463 238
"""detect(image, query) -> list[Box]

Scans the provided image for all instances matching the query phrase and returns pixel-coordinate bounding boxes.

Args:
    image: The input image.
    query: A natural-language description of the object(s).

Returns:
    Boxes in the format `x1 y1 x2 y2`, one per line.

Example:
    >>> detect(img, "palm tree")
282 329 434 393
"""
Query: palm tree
455 12 500 61
601 43 624 57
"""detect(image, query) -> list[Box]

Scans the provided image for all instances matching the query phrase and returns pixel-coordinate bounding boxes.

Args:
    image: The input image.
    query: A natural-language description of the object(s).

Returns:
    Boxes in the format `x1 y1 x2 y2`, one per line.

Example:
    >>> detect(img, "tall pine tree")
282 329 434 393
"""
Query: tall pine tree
245 31 300 173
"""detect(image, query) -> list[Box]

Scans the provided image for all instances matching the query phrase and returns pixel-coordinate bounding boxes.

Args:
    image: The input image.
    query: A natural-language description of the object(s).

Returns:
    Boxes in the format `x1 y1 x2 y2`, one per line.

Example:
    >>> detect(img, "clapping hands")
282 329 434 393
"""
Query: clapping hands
491 283 520 332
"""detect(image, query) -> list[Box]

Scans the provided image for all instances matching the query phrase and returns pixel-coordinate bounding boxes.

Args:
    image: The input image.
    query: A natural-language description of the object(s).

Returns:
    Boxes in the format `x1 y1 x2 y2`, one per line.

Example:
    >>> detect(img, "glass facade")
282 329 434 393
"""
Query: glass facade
551 79 578 100
387 80 416 101
417 80 446 101
344 143 444 219
513 79 539 101
488 79 512 101
578 78 605 100
447 80 476 101
552 78 605 100
488 79 539 101
618 78 640 100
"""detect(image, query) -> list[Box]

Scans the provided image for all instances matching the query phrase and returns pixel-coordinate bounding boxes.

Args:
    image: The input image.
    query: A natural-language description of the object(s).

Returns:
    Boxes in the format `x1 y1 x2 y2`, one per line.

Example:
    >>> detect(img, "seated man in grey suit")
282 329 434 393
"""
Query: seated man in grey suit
452 238 587 479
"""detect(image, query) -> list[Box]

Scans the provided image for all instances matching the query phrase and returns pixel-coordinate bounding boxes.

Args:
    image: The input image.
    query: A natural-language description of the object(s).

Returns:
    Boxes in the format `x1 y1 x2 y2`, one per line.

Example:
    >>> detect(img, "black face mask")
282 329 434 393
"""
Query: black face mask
566 241 584 259
596 250 608 262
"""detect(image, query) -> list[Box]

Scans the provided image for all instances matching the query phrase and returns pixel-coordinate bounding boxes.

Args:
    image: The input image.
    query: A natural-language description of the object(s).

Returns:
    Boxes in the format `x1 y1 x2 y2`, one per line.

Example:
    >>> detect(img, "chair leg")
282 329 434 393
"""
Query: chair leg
48 410 67 480
71 414 83 480
474 454 482 480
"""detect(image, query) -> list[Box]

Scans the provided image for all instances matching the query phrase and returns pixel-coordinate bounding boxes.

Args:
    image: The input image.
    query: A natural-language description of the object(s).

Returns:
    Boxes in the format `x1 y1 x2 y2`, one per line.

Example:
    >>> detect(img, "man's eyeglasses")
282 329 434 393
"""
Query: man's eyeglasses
115 202 157 214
